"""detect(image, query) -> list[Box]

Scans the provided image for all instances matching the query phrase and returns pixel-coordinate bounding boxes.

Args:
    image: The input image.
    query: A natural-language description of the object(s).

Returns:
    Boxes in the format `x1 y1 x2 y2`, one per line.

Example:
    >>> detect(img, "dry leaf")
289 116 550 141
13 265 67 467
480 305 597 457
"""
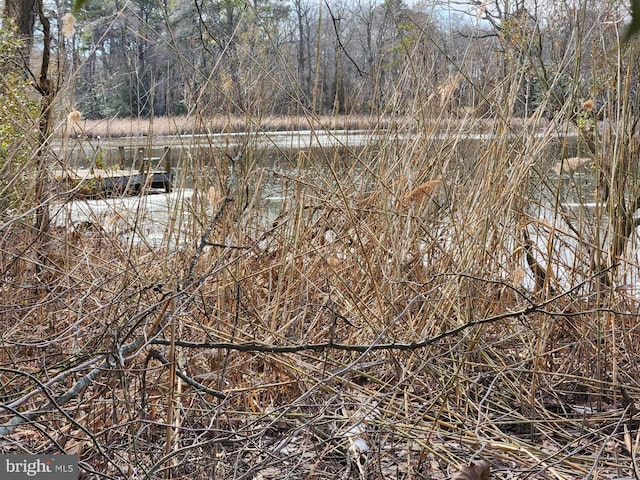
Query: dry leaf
11 428 42 441
207 186 224 205
65 439 84 456
326 255 342 268
253 467 281 479
582 99 594 112
451 459 490 480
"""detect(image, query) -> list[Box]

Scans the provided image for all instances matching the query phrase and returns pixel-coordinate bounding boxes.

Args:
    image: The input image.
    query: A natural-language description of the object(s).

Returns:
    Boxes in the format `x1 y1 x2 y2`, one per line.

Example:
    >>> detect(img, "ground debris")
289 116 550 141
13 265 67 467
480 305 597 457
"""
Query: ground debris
451 459 490 480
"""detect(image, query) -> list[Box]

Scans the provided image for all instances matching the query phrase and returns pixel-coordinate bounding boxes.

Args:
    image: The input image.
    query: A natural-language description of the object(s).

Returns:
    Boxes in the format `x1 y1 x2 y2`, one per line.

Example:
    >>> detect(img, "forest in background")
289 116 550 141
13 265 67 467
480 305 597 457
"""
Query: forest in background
4 0 640 479
8 0 639 121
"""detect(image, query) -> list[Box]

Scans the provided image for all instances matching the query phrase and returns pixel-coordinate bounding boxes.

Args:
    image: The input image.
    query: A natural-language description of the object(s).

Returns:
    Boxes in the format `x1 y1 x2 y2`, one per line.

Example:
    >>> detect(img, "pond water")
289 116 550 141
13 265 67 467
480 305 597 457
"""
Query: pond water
51 132 640 294
53 129 384 239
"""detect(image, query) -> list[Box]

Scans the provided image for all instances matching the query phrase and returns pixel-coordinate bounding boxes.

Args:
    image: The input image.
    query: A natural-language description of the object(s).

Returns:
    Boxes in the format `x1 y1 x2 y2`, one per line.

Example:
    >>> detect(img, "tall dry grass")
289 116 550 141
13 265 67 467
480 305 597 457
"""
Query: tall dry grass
3 13 640 480
65 113 524 139
66 114 398 138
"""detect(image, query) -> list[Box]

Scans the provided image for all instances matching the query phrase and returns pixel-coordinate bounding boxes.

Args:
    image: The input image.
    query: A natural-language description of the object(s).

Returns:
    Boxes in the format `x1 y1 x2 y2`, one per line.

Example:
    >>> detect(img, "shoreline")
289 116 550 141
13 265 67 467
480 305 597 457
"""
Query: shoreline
62 114 564 140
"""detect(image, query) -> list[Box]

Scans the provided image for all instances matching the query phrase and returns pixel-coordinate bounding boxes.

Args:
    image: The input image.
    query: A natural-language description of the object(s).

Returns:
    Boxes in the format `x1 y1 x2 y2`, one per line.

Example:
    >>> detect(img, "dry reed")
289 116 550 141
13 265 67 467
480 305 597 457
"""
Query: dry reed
3 108 639 478
3 16 640 480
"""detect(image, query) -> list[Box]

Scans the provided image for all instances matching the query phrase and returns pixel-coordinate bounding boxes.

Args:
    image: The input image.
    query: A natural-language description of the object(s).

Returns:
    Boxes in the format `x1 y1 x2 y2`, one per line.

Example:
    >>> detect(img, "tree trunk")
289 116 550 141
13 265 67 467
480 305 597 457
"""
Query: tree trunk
5 0 54 272
3 0 37 52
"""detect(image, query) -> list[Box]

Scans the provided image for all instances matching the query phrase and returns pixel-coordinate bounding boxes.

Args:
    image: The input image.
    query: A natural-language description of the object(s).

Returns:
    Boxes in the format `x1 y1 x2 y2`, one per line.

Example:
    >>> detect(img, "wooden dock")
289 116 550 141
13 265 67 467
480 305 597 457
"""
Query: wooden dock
53 168 172 198
53 146 173 198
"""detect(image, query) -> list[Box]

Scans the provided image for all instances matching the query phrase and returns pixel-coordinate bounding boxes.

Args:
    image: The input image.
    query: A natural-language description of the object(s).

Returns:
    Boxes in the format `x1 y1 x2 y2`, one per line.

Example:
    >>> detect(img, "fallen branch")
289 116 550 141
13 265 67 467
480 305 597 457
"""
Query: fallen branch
146 302 535 354
150 266 616 355
0 338 141 438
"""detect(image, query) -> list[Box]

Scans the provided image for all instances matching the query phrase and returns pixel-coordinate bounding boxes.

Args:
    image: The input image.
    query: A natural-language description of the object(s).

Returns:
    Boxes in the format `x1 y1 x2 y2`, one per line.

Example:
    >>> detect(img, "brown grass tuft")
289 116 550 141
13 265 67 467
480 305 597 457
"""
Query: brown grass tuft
551 156 592 174
400 178 443 206
67 110 81 124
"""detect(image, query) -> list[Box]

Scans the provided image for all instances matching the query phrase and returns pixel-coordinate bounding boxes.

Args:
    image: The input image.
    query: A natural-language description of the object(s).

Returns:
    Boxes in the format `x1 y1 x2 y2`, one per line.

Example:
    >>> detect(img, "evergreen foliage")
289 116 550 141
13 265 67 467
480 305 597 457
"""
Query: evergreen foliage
0 21 38 210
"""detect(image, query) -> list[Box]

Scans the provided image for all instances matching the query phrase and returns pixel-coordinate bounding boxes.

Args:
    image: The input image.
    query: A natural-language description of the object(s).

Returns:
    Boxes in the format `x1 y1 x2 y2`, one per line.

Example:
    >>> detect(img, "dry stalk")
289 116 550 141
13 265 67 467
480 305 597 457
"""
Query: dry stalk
4 12 640 479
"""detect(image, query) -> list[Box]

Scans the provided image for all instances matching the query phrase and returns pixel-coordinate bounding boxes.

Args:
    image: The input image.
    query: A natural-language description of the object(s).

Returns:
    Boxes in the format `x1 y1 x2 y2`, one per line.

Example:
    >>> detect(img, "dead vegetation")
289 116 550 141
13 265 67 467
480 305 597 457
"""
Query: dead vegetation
63 113 551 139
67 114 398 139
4 5 640 476
3 103 640 479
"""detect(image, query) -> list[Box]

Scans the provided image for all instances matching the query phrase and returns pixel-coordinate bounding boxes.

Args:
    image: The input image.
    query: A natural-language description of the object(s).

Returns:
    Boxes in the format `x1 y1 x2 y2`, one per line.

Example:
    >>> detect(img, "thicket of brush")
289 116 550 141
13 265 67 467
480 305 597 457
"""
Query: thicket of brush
3 11 640 480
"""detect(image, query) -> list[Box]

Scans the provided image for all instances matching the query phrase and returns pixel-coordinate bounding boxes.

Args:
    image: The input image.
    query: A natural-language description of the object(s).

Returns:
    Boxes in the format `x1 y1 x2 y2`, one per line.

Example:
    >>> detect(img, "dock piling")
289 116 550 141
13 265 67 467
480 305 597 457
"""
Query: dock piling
118 146 125 167
137 148 147 173
163 146 172 193
163 146 171 174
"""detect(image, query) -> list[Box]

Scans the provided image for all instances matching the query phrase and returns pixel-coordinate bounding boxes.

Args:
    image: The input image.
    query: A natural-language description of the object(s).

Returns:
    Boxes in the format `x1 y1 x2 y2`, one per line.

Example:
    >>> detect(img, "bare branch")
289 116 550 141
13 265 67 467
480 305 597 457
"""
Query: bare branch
148 349 226 399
